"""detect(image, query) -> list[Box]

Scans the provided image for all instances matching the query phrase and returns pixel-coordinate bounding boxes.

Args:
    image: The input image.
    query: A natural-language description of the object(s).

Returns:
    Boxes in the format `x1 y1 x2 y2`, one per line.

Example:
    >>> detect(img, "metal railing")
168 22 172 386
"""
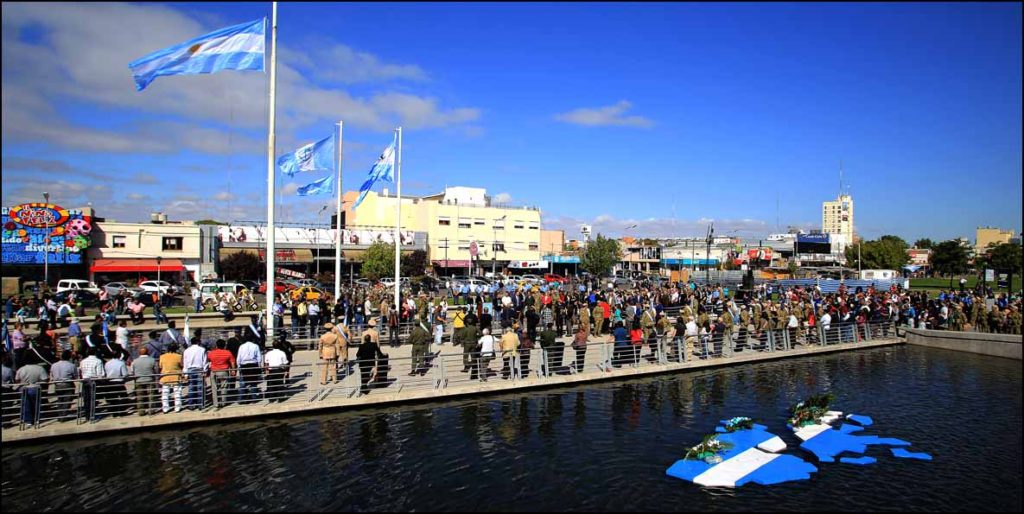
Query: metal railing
1 320 902 432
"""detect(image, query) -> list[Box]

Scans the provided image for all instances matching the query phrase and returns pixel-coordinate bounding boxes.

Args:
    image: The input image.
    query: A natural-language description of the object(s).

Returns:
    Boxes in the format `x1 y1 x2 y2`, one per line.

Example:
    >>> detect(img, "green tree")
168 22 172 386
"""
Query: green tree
931 240 970 288
845 235 909 271
401 249 429 277
987 242 1022 274
913 238 934 249
195 219 226 225
361 241 395 281
581 234 621 277
219 251 262 281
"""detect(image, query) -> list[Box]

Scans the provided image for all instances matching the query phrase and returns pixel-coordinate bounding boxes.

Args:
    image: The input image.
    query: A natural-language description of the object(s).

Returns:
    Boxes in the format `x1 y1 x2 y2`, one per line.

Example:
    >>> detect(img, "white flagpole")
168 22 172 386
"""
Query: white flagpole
334 121 343 303
265 2 278 338
394 127 402 314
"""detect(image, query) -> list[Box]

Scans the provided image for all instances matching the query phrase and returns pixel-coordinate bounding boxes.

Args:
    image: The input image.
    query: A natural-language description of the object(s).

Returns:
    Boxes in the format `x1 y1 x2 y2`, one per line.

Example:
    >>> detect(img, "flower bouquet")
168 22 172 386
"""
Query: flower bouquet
684 433 734 462
788 392 835 427
723 416 754 432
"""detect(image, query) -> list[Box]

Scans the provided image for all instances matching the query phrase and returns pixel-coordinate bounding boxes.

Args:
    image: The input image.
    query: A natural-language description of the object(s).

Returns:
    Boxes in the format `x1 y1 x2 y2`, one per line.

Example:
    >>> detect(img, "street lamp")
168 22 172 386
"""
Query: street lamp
43 191 50 286
156 255 163 306
624 224 638 275
316 205 328 277
493 215 506 277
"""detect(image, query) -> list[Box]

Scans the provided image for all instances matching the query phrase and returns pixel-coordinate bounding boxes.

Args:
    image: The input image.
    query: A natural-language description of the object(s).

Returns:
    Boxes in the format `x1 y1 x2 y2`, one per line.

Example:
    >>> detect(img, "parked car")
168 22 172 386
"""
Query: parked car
258 281 288 295
295 278 319 288
238 280 260 291
54 289 101 307
608 277 633 288
521 274 542 284
56 279 100 294
103 282 142 296
290 286 324 301
379 277 409 288
543 273 569 284
199 283 248 303
354 278 372 287
139 280 178 295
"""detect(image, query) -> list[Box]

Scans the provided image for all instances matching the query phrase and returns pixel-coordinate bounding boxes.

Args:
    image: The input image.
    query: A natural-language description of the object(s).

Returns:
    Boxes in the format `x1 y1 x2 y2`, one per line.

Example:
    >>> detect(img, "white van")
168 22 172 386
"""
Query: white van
56 279 100 294
199 282 247 303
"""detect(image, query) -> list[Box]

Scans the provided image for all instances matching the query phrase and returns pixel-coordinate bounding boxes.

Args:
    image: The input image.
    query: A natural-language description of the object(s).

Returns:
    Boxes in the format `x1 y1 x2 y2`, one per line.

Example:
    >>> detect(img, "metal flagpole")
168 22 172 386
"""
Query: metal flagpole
334 121 343 302
265 2 278 338
394 126 402 314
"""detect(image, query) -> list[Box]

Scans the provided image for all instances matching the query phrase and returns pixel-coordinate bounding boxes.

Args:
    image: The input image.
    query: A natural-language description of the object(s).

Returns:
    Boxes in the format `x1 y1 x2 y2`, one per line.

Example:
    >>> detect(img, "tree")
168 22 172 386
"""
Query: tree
931 240 970 287
987 242 1022 274
219 251 262 281
581 234 621 276
361 241 394 281
195 219 226 225
844 235 909 271
401 249 428 277
913 238 934 249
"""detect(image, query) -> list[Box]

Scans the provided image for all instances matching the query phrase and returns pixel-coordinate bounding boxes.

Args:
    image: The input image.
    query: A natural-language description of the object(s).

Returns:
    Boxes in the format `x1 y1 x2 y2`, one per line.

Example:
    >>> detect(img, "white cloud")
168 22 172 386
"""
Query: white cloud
554 100 654 128
214 191 236 201
281 183 299 196
1 2 482 154
493 192 512 204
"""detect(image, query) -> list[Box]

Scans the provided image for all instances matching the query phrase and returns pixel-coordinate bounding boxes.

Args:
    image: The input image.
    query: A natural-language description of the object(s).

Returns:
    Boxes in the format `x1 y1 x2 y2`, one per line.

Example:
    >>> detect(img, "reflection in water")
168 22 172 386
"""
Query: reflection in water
3 346 1022 512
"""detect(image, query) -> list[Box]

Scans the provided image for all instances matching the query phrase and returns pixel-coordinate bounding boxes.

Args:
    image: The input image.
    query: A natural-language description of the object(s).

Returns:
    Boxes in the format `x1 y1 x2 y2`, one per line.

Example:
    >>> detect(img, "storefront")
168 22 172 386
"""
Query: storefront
2 203 93 289
89 258 186 285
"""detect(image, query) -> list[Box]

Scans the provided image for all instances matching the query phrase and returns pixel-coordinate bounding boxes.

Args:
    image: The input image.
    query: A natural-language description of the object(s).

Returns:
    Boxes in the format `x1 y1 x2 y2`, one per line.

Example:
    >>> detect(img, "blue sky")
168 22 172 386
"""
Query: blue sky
2 2 1021 242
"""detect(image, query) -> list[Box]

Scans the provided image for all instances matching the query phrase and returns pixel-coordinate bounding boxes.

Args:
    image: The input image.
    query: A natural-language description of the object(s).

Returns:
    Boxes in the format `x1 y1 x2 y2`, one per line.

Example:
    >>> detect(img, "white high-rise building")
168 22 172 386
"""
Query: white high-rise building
822 193 853 237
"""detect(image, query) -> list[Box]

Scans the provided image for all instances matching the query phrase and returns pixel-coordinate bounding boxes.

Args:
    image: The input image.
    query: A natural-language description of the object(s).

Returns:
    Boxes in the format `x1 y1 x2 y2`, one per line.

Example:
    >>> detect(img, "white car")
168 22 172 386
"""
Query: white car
379 277 409 288
521 274 542 284
103 282 142 296
56 279 101 294
139 280 178 295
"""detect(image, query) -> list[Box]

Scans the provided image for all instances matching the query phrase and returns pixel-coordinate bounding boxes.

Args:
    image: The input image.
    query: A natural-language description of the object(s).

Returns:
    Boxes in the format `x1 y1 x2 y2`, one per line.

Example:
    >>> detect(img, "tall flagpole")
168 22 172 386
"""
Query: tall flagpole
334 121 343 303
265 2 278 338
394 126 402 315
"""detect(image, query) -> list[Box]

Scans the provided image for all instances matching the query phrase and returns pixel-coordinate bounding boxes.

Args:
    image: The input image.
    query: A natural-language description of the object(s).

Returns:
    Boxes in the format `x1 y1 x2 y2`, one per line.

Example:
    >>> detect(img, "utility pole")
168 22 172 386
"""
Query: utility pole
705 223 714 284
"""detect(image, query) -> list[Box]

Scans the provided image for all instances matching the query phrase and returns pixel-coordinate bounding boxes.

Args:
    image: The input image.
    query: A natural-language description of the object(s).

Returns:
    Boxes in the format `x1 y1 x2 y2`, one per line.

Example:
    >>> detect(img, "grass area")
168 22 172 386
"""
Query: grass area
910 276 1021 296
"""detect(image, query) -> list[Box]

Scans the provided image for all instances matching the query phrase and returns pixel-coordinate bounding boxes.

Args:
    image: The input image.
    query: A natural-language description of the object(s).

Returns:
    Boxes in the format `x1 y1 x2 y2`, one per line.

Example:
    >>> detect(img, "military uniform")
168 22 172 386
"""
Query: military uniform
592 304 605 335
578 304 591 334
408 320 432 375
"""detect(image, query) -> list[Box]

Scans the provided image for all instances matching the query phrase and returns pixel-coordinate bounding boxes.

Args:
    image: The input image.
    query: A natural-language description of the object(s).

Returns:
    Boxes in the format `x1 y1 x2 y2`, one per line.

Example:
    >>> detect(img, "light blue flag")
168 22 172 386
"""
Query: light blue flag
297 175 334 196
352 138 397 209
129 18 265 92
277 135 335 176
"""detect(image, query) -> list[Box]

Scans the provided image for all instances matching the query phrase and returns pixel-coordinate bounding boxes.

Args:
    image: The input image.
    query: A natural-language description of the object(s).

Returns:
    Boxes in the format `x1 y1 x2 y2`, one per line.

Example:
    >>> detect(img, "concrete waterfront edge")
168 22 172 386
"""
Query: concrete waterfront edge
2 338 903 445
904 328 1022 360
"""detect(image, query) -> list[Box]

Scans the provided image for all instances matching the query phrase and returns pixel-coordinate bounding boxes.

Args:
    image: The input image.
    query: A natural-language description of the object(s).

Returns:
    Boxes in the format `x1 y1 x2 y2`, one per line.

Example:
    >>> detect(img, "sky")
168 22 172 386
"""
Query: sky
2 2 1021 243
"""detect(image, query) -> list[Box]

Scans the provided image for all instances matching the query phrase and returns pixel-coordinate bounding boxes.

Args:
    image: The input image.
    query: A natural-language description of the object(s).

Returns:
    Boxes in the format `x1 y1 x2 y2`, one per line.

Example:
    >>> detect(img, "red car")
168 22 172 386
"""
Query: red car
258 282 288 294
544 273 569 284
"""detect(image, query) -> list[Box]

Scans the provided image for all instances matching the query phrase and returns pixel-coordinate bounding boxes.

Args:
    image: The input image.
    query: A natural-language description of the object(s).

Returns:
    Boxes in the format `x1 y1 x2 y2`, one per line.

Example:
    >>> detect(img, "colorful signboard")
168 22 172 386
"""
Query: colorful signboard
2 204 92 265
219 225 415 246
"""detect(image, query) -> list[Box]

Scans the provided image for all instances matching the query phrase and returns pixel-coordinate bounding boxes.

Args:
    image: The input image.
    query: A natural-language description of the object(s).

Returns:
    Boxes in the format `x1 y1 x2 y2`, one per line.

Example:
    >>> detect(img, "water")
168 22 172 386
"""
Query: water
3 346 1021 512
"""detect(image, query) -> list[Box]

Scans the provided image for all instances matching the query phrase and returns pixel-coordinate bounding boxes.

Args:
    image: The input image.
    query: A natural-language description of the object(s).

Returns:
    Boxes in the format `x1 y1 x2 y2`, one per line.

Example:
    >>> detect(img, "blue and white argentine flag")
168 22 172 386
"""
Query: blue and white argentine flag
129 18 265 91
352 138 396 209
297 175 334 197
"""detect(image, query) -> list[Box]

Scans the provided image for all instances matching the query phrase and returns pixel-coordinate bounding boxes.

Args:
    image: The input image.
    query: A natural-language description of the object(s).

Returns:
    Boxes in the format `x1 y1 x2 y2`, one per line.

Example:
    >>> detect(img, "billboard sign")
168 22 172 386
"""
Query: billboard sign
2 204 92 265
219 225 415 246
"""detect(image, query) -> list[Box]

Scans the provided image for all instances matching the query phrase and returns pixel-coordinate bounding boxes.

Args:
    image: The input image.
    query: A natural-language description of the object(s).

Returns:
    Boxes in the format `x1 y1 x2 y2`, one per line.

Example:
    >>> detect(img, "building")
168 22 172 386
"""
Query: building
343 186 542 275
87 213 217 283
975 226 1015 253
540 229 564 254
2 203 96 286
822 194 854 238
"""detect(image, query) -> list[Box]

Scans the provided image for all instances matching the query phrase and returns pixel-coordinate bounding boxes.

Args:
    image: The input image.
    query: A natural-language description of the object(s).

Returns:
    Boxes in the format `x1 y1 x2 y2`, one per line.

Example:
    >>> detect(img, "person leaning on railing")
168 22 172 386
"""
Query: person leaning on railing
158 342 184 414
356 333 386 395
207 339 236 406
131 346 158 416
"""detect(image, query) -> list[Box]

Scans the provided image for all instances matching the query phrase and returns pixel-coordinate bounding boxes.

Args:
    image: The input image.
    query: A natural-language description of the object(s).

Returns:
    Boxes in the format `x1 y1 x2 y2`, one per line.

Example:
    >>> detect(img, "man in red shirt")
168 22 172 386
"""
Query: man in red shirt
207 339 237 406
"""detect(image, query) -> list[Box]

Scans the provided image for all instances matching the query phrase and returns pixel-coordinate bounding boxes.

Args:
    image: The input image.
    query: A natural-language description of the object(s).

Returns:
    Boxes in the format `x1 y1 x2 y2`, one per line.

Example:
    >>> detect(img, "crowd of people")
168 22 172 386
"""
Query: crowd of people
2 275 1020 428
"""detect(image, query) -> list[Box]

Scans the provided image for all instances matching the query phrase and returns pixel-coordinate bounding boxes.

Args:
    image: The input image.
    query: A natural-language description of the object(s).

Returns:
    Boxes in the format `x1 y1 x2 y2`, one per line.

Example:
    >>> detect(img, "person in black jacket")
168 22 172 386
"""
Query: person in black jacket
356 334 386 395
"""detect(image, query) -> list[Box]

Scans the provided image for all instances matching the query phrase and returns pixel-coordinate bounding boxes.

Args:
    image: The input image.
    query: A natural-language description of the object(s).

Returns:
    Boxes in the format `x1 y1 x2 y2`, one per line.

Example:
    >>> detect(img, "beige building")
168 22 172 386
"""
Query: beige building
87 214 216 282
343 186 542 274
822 194 854 237
975 226 1014 253
540 229 564 255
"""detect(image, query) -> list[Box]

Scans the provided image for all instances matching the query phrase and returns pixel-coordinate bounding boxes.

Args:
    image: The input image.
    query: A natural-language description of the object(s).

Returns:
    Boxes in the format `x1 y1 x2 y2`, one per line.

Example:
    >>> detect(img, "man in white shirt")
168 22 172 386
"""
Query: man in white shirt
191 286 202 313
79 347 105 421
236 339 263 403
115 320 130 351
264 342 290 402
820 311 832 343
183 342 209 410
104 353 130 416
477 328 495 382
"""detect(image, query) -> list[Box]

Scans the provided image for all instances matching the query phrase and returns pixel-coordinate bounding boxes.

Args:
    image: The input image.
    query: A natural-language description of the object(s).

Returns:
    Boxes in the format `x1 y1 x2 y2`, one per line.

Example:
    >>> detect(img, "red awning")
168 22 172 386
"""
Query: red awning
90 259 185 273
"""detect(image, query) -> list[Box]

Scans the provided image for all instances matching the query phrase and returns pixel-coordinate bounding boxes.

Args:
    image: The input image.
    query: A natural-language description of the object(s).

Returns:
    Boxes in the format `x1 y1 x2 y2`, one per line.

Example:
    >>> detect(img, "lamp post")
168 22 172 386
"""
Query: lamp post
316 205 327 278
493 215 506 277
43 191 50 286
156 255 163 306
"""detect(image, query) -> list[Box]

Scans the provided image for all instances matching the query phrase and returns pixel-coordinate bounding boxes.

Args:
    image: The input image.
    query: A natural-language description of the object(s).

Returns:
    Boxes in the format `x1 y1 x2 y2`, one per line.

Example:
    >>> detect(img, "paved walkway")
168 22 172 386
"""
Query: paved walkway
2 331 904 444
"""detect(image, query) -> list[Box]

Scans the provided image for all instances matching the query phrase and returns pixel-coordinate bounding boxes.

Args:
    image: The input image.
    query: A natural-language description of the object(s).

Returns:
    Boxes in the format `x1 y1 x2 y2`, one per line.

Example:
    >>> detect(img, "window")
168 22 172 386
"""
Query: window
438 217 451 226
474 218 485 226
493 218 505 230
513 221 524 229
112 235 126 248
458 218 471 229
458 240 470 251
529 243 539 251
162 237 183 251
528 223 539 230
